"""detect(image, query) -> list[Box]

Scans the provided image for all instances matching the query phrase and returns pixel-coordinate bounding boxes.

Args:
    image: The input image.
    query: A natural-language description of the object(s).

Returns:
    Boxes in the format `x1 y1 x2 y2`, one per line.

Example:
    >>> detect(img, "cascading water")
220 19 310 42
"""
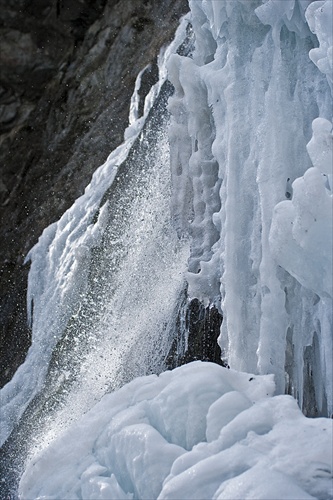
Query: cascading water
0 21 193 495
25 84 190 446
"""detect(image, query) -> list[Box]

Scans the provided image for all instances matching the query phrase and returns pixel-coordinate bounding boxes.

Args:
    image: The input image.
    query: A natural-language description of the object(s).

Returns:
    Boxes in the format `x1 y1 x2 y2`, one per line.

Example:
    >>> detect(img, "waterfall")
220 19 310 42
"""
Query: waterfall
0 19 192 492
0 1 332 498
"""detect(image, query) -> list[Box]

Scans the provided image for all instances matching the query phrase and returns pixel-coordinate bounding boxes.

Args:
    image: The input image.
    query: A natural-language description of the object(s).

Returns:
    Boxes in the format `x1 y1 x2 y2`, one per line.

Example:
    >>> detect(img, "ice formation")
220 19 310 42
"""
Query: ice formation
1 0 333 498
19 362 333 500
167 0 333 414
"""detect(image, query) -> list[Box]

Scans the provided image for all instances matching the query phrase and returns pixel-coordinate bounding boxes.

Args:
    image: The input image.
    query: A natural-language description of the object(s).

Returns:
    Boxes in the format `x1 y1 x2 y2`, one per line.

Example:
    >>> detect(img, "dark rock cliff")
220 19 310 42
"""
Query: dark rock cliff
0 0 189 388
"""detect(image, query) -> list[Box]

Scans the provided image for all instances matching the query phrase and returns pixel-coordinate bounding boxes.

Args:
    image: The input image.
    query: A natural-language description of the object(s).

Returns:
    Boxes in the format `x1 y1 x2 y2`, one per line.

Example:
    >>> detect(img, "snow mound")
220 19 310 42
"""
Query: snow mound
19 362 332 500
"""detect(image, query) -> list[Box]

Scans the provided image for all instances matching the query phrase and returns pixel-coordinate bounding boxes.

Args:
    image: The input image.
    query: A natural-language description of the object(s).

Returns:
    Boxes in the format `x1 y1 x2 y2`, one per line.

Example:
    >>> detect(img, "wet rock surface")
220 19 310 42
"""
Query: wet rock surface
167 295 225 370
0 0 188 388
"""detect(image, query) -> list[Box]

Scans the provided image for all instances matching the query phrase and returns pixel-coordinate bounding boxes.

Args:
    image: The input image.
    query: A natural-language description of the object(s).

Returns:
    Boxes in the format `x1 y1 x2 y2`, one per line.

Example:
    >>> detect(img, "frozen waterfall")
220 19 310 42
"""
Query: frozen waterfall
0 0 332 499
167 0 332 415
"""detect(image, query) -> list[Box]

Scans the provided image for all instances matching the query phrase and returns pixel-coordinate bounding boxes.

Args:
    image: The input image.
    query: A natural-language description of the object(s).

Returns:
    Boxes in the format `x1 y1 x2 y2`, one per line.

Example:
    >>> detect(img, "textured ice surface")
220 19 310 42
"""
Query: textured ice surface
168 0 333 414
19 362 333 500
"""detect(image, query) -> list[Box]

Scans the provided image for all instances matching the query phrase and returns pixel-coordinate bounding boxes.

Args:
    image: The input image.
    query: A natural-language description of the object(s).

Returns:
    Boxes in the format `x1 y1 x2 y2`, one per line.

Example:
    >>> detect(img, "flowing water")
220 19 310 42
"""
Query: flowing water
0 35 191 495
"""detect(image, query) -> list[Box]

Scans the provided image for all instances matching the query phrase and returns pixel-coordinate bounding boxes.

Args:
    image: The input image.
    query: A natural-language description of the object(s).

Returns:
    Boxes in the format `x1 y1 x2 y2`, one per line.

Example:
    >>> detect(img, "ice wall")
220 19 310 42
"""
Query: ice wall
168 0 332 415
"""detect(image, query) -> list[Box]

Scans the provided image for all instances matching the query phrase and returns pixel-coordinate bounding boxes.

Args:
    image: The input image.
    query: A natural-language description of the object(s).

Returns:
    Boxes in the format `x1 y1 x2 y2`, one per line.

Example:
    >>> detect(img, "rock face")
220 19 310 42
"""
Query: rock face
0 0 188 388
166 293 224 370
